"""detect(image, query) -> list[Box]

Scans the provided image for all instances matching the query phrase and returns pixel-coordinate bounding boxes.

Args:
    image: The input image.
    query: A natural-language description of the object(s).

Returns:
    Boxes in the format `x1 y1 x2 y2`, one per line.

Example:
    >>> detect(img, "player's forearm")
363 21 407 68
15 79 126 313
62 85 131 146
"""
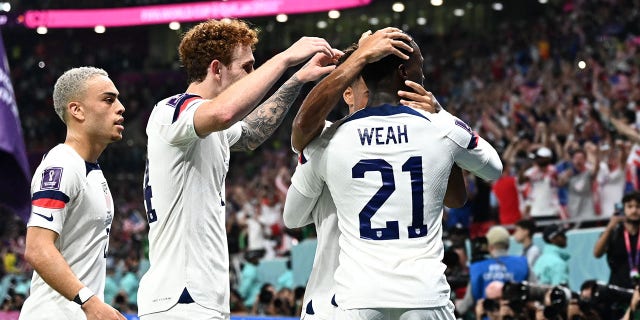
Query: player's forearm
292 54 368 151
282 185 316 228
593 228 612 258
444 164 467 208
24 229 86 301
460 137 503 181
194 54 290 135
230 75 305 151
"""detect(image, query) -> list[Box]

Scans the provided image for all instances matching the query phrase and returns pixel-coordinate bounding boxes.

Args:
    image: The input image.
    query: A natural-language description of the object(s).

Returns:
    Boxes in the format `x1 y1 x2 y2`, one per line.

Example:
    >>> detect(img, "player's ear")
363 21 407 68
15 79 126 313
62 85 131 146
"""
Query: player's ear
210 60 222 79
68 101 85 122
398 64 408 80
343 86 354 106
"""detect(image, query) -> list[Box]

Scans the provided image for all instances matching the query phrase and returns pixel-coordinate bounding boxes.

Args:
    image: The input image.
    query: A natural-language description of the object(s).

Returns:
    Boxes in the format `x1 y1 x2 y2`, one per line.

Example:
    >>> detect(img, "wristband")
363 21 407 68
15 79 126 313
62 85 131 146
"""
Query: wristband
73 287 94 305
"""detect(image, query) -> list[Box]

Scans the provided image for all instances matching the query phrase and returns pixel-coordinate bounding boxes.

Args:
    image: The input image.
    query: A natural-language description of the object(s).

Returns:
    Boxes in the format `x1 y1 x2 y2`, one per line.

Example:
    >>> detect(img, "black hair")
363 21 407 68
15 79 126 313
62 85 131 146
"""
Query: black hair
360 35 414 88
336 43 359 67
622 191 640 204
515 218 536 235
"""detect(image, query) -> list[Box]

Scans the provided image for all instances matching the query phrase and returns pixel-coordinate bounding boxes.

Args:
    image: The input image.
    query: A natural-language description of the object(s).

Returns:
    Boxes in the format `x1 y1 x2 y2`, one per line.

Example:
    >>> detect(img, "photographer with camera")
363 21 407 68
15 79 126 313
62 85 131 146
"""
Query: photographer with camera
593 191 640 318
594 191 640 289
455 226 530 315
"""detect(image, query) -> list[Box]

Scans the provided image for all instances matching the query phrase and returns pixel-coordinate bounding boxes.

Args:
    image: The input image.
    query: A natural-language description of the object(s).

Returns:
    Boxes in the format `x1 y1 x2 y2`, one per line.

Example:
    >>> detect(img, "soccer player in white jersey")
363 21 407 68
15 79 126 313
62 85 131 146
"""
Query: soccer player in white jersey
20 67 126 320
288 29 502 320
284 33 466 320
138 19 338 320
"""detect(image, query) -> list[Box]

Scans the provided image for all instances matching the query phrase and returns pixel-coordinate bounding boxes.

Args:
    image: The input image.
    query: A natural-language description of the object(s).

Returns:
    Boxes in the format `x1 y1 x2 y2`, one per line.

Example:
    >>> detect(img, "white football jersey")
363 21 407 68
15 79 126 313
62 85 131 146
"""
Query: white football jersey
296 105 501 309
138 93 243 315
21 144 113 319
289 124 340 320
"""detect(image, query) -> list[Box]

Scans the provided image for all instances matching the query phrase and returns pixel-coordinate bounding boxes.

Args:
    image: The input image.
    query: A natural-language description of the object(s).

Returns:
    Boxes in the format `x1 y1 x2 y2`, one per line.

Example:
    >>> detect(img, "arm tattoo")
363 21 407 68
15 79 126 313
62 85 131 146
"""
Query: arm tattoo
231 75 304 151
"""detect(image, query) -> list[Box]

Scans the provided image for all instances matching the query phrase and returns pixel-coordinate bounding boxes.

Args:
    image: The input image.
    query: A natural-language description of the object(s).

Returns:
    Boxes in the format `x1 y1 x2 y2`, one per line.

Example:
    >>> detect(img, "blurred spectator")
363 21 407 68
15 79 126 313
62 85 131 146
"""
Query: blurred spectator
492 159 523 225
239 250 263 309
514 218 541 268
275 260 293 291
521 147 563 221
251 283 276 316
534 224 570 286
597 143 627 218
558 147 599 222
456 226 529 315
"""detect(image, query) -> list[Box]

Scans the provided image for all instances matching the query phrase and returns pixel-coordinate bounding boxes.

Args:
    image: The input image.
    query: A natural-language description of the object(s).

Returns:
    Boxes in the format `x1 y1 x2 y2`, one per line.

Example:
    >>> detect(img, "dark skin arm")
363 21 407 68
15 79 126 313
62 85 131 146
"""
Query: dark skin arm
292 27 413 152
445 164 467 208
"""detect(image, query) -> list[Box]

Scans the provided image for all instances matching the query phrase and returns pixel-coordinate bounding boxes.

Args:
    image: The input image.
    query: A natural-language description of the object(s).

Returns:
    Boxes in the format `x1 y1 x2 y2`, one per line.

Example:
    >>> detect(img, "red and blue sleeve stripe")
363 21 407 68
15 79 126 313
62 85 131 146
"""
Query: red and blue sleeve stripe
32 190 70 209
467 131 479 149
298 151 308 165
172 94 201 123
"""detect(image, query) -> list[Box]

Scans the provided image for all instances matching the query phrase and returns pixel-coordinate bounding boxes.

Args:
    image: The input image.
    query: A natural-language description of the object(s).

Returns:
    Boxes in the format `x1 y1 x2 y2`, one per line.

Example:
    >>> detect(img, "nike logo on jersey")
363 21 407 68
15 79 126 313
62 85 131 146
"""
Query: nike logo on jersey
34 212 54 222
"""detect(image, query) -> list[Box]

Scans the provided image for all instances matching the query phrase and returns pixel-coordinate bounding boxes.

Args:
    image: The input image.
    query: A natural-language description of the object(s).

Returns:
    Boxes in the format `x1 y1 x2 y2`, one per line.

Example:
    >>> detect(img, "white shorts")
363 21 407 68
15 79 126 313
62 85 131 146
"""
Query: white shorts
333 301 455 320
139 303 230 320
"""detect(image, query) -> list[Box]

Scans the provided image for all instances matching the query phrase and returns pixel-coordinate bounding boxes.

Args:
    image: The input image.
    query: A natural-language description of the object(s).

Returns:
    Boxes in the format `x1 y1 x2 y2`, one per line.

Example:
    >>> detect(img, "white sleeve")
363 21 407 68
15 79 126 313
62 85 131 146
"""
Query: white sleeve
290 139 327 199
226 121 245 146
452 136 503 181
290 120 333 154
444 116 502 181
154 98 204 146
283 185 318 228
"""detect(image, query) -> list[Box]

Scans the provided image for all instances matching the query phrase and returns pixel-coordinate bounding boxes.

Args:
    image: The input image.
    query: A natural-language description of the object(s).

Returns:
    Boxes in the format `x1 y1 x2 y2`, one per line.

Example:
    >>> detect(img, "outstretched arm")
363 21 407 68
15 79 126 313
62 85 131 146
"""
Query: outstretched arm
231 51 339 151
194 37 334 137
292 27 414 152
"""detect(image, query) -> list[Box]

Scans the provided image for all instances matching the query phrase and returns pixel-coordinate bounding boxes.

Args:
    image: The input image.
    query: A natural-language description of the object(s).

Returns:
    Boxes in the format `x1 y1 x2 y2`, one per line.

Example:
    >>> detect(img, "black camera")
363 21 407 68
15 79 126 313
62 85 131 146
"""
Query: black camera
578 280 634 318
502 281 549 311
544 286 573 319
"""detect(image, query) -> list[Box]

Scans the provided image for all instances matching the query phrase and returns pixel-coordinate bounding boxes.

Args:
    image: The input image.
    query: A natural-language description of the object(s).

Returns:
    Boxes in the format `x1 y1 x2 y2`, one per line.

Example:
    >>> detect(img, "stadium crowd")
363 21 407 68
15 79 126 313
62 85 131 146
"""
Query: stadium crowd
2 0 640 318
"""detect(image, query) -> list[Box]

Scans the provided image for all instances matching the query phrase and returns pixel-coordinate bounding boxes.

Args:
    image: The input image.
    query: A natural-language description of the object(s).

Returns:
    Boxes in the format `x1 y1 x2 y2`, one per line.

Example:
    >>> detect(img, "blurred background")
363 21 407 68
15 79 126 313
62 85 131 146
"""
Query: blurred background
1 0 639 319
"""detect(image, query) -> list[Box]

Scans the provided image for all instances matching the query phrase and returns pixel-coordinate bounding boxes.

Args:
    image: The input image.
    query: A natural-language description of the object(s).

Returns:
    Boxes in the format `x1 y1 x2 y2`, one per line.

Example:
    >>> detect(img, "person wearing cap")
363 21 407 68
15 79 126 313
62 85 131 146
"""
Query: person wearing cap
455 226 529 315
521 147 563 220
513 218 541 268
532 224 570 286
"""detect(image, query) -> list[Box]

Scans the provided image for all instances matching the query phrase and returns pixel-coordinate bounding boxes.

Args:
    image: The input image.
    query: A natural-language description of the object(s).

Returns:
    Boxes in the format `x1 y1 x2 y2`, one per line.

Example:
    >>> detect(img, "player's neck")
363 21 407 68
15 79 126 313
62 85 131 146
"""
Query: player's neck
186 79 218 100
367 91 400 107
64 131 106 163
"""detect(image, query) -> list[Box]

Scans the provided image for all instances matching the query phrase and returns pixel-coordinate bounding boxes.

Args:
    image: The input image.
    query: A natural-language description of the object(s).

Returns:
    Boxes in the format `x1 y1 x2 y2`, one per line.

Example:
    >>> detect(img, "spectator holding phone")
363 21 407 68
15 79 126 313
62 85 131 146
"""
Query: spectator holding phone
594 191 640 290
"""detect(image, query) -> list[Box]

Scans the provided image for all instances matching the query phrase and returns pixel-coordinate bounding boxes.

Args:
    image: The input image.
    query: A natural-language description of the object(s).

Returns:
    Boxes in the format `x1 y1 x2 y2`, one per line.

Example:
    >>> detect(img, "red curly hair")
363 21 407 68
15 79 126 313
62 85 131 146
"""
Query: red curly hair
179 19 259 83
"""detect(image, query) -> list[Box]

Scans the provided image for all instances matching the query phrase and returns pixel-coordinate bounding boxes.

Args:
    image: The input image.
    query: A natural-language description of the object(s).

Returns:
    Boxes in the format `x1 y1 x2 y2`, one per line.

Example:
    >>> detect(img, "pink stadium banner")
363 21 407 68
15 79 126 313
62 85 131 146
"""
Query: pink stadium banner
24 0 371 28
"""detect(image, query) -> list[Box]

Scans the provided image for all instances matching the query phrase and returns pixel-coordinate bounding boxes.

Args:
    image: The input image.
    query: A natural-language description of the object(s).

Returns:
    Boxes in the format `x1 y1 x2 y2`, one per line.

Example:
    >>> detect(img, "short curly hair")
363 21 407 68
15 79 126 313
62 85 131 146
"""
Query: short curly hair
179 19 259 83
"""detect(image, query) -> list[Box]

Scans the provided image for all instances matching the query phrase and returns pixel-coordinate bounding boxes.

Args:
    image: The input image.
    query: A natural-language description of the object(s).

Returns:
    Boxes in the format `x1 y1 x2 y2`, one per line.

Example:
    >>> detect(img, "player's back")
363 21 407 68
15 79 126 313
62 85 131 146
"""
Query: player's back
139 93 237 315
323 104 456 309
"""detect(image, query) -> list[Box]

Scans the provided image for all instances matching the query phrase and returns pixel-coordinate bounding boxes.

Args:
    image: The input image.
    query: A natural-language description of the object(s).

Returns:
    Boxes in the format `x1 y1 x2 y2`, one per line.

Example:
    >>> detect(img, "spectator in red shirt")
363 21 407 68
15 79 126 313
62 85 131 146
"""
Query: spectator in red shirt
492 159 523 225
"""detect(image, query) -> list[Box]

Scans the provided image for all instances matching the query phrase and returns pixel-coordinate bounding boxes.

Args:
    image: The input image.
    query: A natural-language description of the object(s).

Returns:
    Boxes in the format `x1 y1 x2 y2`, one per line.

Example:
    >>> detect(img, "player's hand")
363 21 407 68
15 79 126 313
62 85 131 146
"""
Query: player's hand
398 80 438 113
82 296 126 320
355 27 413 63
295 48 344 83
280 37 334 67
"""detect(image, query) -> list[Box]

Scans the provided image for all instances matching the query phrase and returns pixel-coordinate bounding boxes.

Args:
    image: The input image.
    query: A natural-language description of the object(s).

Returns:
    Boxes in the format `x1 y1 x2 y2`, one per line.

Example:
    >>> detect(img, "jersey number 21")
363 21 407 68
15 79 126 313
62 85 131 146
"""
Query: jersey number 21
352 156 428 240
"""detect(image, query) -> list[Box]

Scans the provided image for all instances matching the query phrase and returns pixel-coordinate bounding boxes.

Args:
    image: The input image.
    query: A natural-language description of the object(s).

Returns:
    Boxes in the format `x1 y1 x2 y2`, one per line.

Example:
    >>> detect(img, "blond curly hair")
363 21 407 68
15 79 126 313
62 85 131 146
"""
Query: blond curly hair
179 19 259 83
